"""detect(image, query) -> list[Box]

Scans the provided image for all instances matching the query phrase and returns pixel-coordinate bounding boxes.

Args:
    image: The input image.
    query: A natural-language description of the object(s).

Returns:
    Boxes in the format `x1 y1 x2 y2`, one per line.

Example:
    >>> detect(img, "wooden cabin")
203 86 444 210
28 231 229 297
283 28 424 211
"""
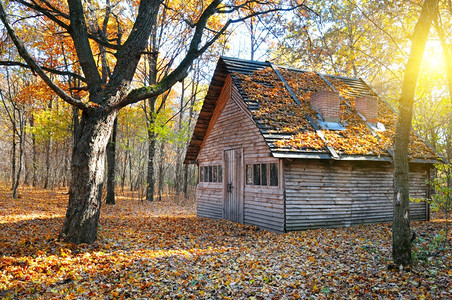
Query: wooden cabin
184 57 439 232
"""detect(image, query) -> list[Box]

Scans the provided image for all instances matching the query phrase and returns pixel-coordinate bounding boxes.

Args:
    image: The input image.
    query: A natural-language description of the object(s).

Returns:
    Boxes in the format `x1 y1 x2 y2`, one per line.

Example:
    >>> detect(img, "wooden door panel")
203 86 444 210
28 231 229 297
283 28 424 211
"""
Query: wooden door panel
224 148 243 223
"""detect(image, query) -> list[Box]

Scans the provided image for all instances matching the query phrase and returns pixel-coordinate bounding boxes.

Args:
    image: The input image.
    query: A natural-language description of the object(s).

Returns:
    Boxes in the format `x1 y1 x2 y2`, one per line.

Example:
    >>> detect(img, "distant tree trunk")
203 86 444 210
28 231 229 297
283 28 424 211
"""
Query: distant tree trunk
14 116 24 197
23 131 30 186
392 0 436 267
106 117 118 204
11 108 16 193
183 68 200 198
146 126 156 201
128 147 133 192
43 138 51 189
157 141 165 201
61 109 117 244
175 80 185 200
145 33 158 201
31 115 37 187
121 148 127 193
44 100 52 189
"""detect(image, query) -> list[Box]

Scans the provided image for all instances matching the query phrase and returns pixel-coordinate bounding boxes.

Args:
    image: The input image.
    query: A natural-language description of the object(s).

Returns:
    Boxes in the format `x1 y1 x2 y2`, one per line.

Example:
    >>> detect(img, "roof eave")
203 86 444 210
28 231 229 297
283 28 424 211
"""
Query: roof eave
272 151 438 164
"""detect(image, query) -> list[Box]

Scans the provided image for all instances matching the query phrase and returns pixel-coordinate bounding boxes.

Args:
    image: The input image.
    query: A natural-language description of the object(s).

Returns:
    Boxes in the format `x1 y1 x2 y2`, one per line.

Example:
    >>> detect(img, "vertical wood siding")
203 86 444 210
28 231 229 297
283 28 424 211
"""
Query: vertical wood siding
196 76 284 232
285 160 430 231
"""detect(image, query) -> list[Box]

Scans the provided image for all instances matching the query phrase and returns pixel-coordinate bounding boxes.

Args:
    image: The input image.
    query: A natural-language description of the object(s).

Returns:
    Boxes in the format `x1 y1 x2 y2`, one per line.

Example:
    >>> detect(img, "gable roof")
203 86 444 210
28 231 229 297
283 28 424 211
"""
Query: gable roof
185 57 441 164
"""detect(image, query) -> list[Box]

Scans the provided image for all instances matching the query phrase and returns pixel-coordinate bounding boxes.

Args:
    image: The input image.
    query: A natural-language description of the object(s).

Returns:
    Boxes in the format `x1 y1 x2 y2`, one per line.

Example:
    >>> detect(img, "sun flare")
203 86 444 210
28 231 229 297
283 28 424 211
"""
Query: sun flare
422 41 445 72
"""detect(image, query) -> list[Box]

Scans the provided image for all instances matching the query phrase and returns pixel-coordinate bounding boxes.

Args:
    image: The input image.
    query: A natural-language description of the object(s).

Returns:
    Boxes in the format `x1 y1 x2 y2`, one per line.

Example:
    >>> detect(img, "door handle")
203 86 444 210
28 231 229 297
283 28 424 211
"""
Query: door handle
227 183 234 193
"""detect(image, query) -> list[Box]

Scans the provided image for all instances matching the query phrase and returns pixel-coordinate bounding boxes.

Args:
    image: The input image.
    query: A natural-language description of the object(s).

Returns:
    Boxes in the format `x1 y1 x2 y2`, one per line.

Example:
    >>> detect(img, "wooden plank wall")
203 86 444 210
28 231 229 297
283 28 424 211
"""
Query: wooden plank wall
197 76 285 232
285 160 430 231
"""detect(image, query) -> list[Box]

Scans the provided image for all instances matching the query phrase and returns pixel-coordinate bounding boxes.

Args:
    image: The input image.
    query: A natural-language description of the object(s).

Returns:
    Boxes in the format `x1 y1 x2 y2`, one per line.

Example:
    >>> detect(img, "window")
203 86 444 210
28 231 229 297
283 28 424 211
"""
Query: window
253 164 261 185
269 163 278 186
204 166 209 182
208 166 213 182
200 166 204 183
199 165 223 183
218 166 223 182
213 166 218 182
261 164 267 186
246 165 253 185
246 163 278 187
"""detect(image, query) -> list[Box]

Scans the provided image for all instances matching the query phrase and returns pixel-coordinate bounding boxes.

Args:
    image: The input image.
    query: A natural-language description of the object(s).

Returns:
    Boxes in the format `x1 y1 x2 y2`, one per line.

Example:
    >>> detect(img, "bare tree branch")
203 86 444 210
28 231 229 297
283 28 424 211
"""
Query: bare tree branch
115 0 307 109
14 0 70 30
0 60 86 82
346 0 408 60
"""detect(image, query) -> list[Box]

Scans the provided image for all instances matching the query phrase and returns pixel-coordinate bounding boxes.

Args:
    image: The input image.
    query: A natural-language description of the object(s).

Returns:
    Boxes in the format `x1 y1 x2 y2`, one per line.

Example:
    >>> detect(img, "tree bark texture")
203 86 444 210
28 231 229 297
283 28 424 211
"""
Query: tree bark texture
392 0 437 267
106 117 118 205
61 109 117 244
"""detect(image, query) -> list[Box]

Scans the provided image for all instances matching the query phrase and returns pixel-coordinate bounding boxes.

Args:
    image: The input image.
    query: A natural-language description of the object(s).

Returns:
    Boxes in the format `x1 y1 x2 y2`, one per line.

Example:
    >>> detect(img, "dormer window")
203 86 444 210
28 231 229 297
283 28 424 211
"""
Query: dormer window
355 96 385 131
310 90 345 130
355 96 378 124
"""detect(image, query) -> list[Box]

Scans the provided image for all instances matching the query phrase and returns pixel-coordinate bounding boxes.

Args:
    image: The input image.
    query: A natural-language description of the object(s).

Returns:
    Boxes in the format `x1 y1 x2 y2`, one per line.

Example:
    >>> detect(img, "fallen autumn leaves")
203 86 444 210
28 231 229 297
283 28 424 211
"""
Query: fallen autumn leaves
0 185 451 299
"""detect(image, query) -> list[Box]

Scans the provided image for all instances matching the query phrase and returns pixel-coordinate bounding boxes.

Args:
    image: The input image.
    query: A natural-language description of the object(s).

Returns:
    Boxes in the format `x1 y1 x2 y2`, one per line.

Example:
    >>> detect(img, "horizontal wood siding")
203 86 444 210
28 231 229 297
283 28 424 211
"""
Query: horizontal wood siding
197 183 223 219
285 160 430 231
197 76 284 232
409 171 429 221
244 185 285 232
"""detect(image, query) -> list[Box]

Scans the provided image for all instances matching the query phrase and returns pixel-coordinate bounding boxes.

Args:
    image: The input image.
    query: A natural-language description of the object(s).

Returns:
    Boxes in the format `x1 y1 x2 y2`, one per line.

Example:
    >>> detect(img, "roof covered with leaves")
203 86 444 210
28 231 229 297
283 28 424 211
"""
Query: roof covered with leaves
185 57 440 164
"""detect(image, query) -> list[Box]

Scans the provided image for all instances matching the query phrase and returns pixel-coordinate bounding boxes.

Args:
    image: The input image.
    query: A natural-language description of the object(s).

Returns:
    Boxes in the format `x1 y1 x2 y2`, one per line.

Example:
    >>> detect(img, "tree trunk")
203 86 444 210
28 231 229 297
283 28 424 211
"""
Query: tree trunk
106 117 118 205
183 164 189 198
11 108 16 193
31 116 37 187
128 147 133 192
146 129 156 201
157 141 165 201
61 109 117 244
175 81 185 200
13 117 24 198
121 149 127 193
43 138 51 189
392 0 436 267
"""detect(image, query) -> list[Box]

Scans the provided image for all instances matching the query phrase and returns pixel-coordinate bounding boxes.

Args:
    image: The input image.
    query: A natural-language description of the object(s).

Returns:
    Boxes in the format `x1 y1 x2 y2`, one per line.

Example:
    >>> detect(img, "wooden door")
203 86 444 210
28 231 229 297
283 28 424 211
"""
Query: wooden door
223 148 243 223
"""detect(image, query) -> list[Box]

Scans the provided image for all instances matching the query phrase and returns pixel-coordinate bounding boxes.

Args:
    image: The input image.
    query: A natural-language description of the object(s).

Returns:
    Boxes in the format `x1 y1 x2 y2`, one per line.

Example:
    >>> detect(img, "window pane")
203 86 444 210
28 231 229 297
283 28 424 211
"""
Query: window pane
270 163 278 186
208 166 213 182
246 165 253 185
218 165 223 182
213 166 218 182
253 164 261 185
261 164 267 186
204 166 209 182
200 166 204 182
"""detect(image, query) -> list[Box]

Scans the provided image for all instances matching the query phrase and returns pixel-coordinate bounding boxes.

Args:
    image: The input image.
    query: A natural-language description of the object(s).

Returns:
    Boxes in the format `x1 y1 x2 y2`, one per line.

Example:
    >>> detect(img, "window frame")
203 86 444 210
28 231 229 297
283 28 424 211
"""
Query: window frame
245 162 279 187
199 164 224 183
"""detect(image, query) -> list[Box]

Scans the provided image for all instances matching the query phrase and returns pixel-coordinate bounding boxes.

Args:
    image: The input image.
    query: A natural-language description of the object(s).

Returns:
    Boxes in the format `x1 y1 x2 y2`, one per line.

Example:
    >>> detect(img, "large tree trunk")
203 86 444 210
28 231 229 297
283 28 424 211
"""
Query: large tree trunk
61 109 117 244
392 0 436 267
106 117 118 205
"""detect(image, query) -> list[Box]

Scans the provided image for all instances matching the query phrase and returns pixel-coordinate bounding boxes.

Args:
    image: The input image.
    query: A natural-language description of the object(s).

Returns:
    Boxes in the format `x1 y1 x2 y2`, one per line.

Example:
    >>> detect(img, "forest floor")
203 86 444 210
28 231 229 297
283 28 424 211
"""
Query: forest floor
0 185 451 299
